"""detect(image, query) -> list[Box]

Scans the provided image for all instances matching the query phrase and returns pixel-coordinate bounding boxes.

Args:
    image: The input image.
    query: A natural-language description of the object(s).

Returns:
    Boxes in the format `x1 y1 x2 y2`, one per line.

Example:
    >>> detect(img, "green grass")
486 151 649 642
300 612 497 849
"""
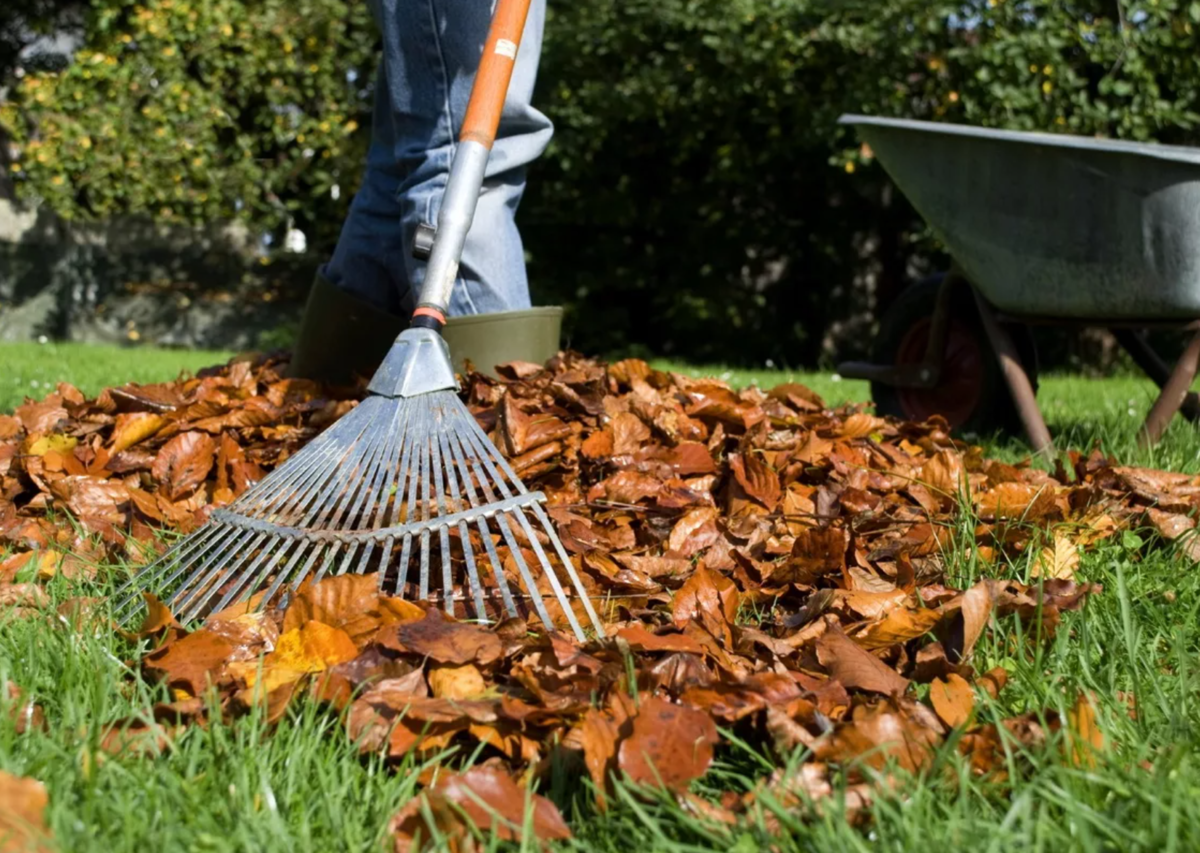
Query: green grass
1 344 1199 851
0 342 235 413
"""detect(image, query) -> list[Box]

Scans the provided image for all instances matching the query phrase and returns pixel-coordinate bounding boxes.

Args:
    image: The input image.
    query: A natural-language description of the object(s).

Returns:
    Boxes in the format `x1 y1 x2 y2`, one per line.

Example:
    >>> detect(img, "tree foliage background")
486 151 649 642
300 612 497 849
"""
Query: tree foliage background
2 0 1199 366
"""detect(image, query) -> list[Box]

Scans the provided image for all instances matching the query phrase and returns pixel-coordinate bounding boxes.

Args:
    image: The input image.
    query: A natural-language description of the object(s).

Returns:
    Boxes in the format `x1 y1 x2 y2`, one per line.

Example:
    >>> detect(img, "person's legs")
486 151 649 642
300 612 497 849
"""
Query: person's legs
324 0 551 317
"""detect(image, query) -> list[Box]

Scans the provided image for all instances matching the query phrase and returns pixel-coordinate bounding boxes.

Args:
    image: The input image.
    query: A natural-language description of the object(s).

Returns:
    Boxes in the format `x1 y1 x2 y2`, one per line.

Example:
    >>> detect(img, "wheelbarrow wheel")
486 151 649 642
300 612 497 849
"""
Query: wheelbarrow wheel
869 275 1038 436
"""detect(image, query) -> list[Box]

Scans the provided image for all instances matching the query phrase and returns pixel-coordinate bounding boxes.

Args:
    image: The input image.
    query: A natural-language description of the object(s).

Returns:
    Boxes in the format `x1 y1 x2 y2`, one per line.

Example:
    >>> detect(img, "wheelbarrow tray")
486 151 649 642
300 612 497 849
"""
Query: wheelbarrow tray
839 114 1200 321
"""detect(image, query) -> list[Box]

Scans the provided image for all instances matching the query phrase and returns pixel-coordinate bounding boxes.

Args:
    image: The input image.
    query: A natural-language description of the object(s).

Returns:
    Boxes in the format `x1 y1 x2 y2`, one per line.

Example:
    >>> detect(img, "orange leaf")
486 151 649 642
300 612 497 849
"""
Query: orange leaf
388 766 571 851
929 673 974 728
0 771 51 852
816 625 909 696
109 412 165 454
231 620 358 693
617 695 718 792
428 663 488 701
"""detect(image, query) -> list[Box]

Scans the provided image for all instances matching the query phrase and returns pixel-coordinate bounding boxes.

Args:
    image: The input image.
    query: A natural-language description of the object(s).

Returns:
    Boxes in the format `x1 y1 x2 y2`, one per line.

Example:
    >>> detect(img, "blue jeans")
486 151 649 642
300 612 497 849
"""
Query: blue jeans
322 0 552 317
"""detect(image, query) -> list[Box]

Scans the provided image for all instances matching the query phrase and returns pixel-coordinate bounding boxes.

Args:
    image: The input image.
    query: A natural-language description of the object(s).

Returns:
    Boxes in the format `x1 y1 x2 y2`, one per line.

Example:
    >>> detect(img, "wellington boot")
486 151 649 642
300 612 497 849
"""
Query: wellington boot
442 306 563 379
286 272 406 385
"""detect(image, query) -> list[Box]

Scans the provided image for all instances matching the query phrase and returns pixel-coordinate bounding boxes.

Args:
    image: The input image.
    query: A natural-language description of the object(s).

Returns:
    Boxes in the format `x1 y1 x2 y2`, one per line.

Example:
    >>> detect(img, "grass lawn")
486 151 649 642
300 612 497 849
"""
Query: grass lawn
2 343 1199 851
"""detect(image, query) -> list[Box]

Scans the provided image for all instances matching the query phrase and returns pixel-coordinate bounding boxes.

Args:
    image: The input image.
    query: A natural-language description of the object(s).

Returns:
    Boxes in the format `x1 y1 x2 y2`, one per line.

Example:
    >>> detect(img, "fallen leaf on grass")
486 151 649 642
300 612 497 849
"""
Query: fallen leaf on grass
5 682 46 734
1033 532 1080 580
617 696 718 792
817 624 909 696
1066 691 1105 768
389 766 570 852
0 771 51 853
228 620 358 693
379 609 503 666
929 674 974 728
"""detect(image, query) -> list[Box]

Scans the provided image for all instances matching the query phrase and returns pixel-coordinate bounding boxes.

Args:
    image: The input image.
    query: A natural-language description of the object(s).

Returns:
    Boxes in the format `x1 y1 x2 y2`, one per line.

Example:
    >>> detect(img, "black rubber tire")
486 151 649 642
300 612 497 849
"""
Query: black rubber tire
869 274 1039 437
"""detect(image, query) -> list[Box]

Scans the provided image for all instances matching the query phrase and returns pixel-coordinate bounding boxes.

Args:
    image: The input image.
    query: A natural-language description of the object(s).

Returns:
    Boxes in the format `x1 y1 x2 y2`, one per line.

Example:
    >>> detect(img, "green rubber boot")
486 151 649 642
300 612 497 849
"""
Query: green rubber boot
442 306 563 378
286 271 406 385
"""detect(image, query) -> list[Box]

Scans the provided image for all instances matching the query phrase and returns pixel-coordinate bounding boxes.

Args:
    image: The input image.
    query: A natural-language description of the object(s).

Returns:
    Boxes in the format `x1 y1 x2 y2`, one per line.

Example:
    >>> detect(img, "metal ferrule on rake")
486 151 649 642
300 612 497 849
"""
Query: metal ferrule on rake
113 0 605 642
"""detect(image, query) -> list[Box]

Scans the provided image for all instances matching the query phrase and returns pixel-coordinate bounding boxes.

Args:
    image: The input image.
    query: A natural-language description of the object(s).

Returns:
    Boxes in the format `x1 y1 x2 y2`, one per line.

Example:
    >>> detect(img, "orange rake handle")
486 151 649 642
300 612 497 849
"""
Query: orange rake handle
411 0 535 322
460 0 534 150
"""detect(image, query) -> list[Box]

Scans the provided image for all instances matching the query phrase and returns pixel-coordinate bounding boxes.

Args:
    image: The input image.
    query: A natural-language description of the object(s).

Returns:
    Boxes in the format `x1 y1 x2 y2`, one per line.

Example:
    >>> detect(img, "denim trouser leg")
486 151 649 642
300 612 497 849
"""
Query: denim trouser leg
322 0 552 317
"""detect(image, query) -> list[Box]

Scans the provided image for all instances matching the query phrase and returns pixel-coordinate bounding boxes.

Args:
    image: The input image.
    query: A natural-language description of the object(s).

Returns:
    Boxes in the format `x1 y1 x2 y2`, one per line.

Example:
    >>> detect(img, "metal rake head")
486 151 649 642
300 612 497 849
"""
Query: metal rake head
114 388 606 641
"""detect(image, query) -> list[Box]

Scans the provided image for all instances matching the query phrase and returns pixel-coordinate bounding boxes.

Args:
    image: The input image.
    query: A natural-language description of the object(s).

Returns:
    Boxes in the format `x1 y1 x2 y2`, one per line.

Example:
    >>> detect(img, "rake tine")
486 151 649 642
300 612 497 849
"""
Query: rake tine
332 400 405 578
173 529 268 619
443 407 518 614
438 427 488 620
238 405 370 521
255 535 322 611
112 522 225 615
357 398 414 578
417 408 434 600
494 510 556 632
428 415 457 615
510 506 586 640
532 503 606 636
151 522 252 610
443 416 518 616
389 399 423 595
251 409 394 606
396 533 414 595
198 533 288 620
145 402 379 619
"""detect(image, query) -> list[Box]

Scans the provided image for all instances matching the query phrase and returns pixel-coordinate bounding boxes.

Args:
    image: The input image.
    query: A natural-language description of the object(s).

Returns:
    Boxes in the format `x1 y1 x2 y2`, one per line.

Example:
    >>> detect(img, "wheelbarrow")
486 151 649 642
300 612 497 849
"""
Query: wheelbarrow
835 114 1200 452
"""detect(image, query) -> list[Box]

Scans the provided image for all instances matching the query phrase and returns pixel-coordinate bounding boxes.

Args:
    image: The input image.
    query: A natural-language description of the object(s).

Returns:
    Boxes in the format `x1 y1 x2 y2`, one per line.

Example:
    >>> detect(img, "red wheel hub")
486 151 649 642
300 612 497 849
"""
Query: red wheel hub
894 317 984 428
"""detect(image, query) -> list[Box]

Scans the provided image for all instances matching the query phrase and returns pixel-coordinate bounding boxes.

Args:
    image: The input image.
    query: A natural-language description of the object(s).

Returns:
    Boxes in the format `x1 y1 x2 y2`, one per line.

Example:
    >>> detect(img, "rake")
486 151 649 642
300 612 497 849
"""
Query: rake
113 0 606 642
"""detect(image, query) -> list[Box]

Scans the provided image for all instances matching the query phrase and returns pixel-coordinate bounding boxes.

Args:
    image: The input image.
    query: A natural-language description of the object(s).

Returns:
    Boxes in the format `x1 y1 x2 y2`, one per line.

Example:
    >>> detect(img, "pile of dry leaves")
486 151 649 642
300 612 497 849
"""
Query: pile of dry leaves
2 350 1197 849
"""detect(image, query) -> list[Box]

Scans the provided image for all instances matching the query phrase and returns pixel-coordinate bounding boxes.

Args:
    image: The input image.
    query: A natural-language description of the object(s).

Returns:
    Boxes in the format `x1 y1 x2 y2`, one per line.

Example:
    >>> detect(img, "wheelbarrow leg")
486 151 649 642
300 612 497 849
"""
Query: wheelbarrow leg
1138 329 1200 448
1111 328 1200 423
972 290 1054 458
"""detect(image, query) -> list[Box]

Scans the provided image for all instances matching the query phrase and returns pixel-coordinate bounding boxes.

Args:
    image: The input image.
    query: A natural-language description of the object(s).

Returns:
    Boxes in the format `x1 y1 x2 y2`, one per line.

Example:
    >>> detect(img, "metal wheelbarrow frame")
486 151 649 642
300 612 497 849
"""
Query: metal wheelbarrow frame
835 114 1200 452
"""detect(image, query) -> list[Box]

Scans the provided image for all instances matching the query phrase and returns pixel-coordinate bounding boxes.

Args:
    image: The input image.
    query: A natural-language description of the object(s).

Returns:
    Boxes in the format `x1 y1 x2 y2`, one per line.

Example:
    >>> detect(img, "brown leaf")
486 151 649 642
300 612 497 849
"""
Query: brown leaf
0 584 49 610
378 608 503 666
15 398 67 434
851 606 942 650
816 625 909 696
143 629 235 696
0 771 51 853
610 412 652 455
282 573 420 648
151 431 217 500
945 581 993 664
785 526 848 584
976 482 1057 522
5 682 46 735
667 507 720 556
672 562 739 643
615 625 706 655
617 695 718 792
388 766 570 851
929 674 974 728
579 708 622 809
730 451 781 510
683 384 764 430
